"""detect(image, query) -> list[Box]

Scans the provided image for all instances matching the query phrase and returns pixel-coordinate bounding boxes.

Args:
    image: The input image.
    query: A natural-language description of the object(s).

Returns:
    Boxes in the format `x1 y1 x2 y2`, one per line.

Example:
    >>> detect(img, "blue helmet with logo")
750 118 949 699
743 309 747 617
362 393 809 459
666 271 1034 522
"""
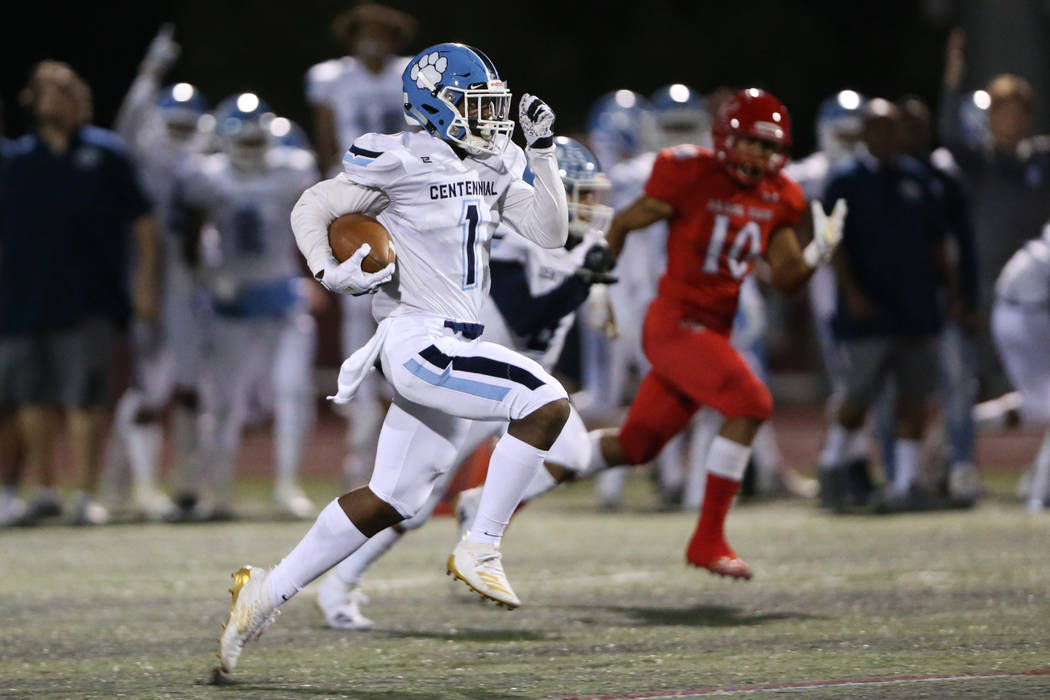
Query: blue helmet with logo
586 89 657 167
554 136 612 240
816 89 866 162
650 83 711 149
214 92 275 170
402 43 513 156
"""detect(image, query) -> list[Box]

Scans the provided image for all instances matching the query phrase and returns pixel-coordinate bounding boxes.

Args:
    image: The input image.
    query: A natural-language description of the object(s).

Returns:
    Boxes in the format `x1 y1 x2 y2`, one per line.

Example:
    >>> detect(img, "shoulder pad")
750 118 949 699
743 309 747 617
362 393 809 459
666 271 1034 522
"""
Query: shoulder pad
342 132 409 187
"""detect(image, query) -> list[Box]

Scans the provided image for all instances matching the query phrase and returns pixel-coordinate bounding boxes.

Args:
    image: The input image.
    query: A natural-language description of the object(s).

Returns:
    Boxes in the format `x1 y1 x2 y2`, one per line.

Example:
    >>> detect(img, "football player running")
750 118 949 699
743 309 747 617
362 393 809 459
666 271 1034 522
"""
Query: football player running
216 43 569 674
105 25 212 521
315 136 616 629
587 89 846 580
172 94 320 520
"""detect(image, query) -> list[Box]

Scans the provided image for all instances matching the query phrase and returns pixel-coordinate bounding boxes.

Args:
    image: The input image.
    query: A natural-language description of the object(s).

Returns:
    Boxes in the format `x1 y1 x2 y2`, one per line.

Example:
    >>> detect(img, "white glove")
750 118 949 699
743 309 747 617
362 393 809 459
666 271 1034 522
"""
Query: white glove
140 24 180 78
803 198 847 268
518 93 555 148
314 243 395 296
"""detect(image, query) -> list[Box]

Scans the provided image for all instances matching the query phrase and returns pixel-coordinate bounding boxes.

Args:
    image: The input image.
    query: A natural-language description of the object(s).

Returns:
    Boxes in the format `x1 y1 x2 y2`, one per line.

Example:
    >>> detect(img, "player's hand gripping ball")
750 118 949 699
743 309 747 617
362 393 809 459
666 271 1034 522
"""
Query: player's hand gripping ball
317 214 396 296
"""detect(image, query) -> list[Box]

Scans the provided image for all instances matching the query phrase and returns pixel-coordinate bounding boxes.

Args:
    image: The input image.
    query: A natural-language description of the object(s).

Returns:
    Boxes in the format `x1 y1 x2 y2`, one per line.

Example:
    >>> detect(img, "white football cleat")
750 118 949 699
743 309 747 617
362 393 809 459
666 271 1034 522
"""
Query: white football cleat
453 487 482 543
134 486 176 522
274 483 316 520
316 572 373 630
0 491 28 526
71 493 110 526
948 462 981 504
447 536 520 609
218 566 278 673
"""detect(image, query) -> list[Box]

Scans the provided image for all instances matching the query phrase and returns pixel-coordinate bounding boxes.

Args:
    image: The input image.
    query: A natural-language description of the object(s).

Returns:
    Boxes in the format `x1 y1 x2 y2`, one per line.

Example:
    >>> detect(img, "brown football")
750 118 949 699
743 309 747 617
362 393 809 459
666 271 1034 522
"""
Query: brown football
328 214 396 272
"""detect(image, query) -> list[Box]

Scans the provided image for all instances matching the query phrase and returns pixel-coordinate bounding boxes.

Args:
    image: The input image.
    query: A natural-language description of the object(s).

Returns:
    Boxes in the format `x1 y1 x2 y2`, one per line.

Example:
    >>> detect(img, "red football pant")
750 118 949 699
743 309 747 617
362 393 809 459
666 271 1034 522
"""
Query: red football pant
618 297 772 466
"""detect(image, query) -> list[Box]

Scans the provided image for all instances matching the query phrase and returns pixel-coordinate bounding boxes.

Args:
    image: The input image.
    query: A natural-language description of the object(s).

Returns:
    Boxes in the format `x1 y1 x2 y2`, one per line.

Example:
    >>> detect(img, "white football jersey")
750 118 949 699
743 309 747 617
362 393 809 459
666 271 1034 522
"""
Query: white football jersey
482 228 604 369
341 131 539 324
306 56 410 154
609 151 665 290
784 150 832 202
180 146 319 285
996 233 1050 305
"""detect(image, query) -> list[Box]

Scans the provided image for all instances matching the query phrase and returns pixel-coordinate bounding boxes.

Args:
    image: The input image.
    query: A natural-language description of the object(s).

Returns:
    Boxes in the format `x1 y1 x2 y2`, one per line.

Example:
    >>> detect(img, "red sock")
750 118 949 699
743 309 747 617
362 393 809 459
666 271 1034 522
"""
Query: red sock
690 473 740 547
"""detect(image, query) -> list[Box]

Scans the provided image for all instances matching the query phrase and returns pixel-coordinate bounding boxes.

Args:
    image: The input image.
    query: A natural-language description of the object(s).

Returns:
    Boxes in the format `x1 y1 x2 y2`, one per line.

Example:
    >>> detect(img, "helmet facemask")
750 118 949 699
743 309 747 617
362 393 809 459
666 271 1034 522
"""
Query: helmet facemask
221 115 273 172
440 82 513 155
565 176 612 245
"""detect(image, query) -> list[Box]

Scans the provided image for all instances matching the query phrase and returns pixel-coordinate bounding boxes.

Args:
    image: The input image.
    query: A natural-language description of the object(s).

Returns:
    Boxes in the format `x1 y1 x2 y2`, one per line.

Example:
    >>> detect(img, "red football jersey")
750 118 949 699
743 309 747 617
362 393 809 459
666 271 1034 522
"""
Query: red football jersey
644 145 805 335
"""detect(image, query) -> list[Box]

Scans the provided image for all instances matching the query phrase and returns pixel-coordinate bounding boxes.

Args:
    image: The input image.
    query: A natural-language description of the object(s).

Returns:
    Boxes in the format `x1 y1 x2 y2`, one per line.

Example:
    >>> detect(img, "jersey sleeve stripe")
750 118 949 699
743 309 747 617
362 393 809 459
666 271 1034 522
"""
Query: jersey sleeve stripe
350 145 384 159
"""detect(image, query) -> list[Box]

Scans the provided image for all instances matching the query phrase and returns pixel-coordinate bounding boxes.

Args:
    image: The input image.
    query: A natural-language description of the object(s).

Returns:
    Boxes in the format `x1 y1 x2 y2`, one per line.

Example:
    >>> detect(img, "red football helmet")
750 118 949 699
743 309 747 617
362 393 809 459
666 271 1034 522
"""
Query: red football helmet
713 88 792 184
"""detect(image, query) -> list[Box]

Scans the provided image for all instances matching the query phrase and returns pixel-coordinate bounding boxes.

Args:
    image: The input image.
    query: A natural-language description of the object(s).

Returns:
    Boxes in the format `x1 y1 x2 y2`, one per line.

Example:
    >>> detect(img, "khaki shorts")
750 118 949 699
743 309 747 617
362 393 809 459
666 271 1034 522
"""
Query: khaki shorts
841 335 938 409
0 317 116 409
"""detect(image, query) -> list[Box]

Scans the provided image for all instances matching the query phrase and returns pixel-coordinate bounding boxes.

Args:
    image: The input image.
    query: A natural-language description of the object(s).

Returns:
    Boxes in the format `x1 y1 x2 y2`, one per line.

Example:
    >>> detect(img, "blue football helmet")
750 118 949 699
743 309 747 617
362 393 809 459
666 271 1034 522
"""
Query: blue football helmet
402 43 513 156
554 136 612 241
268 116 311 149
958 89 990 149
650 83 711 149
816 89 866 163
214 93 275 170
586 89 657 166
156 82 209 147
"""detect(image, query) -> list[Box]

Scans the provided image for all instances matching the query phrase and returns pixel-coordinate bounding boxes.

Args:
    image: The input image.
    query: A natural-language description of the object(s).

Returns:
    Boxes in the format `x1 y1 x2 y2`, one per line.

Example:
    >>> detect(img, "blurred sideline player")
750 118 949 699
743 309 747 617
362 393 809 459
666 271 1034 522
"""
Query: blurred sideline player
588 89 846 579
105 26 212 519
315 137 616 629
216 43 571 673
305 2 418 490
896 96 981 504
172 94 319 520
582 89 671 509
785 90 876 499
991 224 1050 513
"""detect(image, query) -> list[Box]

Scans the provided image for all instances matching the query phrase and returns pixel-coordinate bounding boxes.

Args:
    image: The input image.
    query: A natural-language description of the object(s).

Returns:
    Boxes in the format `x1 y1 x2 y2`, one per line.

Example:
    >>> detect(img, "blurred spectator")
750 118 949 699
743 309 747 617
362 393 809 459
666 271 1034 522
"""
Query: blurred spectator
897 95 982 503
0 96 28 526
940 29 1050 399
305 1 417 174
0 61 158 525
816 99 962 511
303 2 417 491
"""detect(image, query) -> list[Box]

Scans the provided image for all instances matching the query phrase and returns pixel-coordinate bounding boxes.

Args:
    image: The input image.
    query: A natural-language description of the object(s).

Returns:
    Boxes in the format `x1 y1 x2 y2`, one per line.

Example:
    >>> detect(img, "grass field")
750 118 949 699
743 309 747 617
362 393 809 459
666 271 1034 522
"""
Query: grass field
3 469 1050 699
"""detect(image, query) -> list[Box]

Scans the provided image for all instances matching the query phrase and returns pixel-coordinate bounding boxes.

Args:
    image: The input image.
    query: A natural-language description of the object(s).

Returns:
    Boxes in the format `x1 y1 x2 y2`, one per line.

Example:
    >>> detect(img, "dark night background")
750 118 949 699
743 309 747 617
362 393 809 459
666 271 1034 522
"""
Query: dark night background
6 1 1049 157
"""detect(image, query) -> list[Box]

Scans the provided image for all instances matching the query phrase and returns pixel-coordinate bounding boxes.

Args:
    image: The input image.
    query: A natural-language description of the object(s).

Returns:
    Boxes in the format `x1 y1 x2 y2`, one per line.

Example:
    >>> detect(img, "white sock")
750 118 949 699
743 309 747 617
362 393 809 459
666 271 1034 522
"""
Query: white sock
520 465 559 502
684 408 721 509
126 421 161 491
468 433 546 546
706 436 751 482
657 433 685 493
333 526 402 587
1029 431 1050 512
171 403 200 491
267 499 369 608
819 424 860 471
892 440 919 495
582 429 610 475
275 390 313 486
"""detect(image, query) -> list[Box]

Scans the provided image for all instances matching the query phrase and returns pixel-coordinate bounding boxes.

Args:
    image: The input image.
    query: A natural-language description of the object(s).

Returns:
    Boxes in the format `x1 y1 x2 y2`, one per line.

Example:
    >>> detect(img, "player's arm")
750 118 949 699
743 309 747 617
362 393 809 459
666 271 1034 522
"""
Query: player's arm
501 95 568 249
765 199 847 294
312 104 340 175
289 173 393 295
605 195 674 257
115 24 179 141
131 214 159 319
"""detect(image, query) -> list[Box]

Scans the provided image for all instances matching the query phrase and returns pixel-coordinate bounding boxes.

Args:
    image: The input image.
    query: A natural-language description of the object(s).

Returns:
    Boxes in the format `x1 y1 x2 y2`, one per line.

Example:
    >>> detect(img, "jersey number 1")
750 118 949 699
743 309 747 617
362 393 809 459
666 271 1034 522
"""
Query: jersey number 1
461 201 482 289
702 215 760 279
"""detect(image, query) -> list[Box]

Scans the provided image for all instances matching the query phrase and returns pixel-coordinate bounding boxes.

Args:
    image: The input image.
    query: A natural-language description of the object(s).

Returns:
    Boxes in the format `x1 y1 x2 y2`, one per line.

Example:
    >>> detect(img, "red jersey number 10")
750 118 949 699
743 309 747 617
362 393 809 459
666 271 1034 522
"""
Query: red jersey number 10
702 214 760 280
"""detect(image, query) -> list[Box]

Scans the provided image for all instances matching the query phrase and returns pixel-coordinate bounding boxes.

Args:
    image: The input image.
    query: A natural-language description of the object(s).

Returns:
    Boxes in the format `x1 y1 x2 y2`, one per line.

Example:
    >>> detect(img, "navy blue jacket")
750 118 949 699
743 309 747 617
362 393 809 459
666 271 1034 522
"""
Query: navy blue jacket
825 154 948 339
0 127 151 335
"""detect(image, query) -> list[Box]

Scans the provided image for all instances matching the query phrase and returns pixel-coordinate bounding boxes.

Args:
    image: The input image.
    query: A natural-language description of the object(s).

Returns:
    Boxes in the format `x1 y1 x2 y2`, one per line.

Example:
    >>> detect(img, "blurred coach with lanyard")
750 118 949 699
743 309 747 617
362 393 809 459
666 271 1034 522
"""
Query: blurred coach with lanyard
0 61 158 525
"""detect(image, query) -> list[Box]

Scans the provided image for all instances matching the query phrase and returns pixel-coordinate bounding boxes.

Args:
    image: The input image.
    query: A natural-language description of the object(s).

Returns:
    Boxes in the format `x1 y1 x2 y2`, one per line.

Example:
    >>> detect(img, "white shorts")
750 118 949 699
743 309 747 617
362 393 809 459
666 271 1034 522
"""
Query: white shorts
992 302 1050 422
380 314 568 422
